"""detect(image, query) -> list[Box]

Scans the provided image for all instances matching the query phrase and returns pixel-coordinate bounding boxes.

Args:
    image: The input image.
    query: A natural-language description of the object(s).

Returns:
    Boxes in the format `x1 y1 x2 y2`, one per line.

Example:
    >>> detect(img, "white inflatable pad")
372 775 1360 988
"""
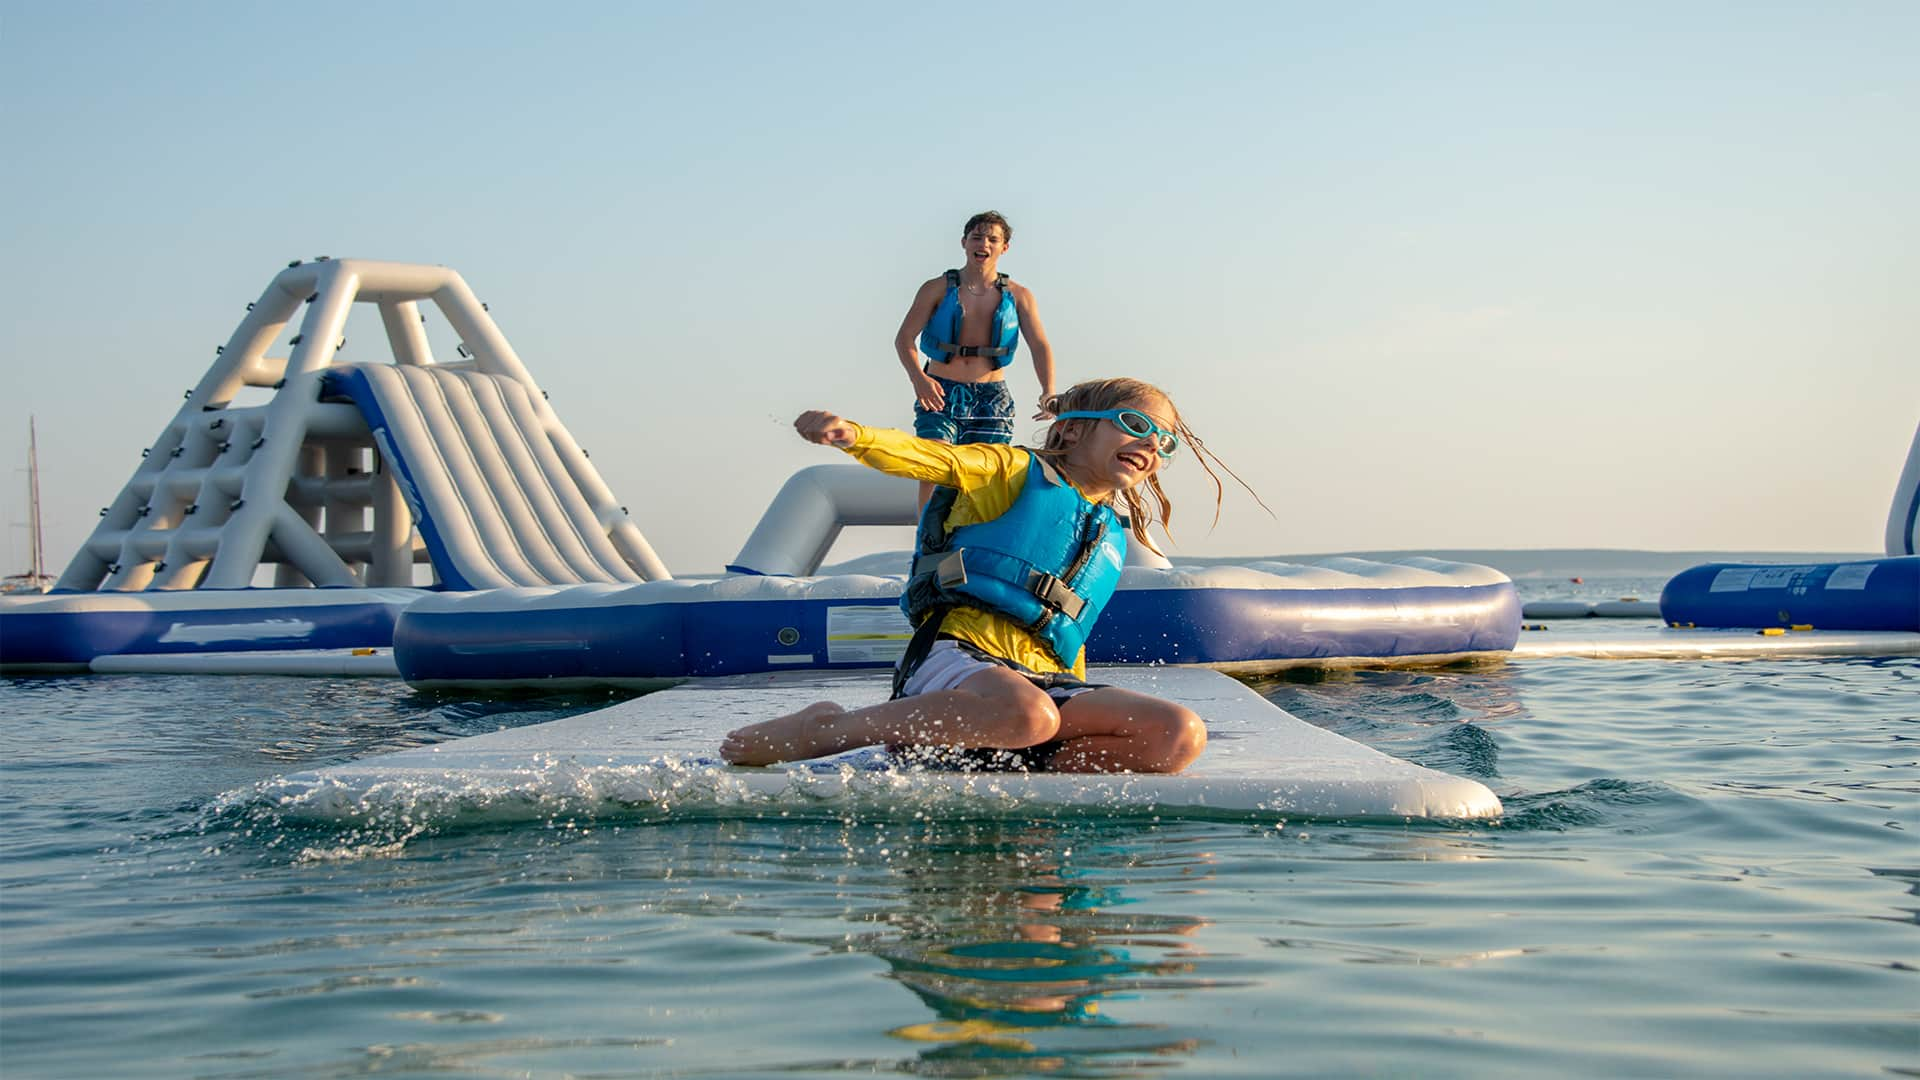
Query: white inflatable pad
1521 598 1662 619
90 648 400 676
1511 625 1920 659
257 667 1502 825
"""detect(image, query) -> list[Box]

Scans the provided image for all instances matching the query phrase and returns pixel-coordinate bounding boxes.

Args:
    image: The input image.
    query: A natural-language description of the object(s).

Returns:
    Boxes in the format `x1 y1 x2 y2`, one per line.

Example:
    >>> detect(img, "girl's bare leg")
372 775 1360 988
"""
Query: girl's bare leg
720 666 1060 766
1045 688 1207 774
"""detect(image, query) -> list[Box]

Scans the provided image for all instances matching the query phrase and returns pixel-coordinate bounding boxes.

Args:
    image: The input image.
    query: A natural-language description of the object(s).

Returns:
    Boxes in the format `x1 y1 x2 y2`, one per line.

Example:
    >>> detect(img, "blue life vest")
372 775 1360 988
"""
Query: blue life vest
901 453 1128 670
918 269 1020 369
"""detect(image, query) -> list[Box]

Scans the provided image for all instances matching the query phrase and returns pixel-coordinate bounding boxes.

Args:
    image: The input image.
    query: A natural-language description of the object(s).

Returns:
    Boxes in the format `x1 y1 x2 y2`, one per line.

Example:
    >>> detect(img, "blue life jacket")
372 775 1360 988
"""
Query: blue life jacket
919 269 1020 369
900 453 1128 670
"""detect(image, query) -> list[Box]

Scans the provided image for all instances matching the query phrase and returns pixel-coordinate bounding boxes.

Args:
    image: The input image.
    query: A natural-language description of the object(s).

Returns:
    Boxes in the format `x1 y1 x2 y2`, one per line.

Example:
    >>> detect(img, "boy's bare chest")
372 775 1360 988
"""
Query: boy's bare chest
953 288 1005 337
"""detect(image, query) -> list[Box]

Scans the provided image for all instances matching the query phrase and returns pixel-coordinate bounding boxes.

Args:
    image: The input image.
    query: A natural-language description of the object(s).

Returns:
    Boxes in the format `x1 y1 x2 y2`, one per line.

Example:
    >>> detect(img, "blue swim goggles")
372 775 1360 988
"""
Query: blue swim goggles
1055 408 1181 457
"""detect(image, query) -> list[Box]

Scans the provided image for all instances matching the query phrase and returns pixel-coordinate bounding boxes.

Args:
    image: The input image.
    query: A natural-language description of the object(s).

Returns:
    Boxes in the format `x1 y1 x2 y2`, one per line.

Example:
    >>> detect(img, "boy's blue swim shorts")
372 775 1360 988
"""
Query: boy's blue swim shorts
913 375 1015 445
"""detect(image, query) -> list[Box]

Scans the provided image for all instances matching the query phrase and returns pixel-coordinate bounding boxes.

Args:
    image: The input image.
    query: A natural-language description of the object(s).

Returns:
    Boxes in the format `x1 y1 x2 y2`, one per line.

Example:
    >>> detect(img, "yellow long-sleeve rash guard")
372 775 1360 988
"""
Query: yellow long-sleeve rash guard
842 423 1089 679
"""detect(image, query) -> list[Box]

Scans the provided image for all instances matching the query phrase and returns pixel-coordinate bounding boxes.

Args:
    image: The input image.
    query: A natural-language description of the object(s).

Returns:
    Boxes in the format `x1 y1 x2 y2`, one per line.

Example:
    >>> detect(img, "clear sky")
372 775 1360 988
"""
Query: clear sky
3 2 1915 575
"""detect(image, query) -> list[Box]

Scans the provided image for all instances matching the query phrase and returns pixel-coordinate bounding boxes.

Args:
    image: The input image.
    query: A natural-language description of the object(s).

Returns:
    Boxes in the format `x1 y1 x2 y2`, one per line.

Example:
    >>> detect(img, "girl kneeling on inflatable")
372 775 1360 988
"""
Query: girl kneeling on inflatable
723 377 1231 774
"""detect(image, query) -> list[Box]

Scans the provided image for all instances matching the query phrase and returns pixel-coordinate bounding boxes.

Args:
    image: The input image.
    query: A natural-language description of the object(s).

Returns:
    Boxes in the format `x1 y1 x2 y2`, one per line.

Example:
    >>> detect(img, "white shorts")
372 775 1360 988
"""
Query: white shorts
891 639 1101 772
897 639 1099 704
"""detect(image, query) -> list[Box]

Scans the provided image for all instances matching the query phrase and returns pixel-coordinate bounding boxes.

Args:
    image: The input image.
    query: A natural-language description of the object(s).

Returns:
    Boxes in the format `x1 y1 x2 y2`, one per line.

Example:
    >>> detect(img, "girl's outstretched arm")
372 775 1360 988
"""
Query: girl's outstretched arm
797 414 1027 505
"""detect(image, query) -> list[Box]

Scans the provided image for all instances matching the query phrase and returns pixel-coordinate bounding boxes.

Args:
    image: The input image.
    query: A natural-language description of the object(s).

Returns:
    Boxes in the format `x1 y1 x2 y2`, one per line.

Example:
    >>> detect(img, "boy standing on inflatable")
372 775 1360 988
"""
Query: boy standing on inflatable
722 378 1222 775
894 212 1058 503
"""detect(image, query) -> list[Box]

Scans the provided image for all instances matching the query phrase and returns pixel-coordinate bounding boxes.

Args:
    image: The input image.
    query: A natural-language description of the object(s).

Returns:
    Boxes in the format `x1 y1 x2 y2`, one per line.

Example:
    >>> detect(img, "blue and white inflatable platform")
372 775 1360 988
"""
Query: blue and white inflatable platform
392 549 1522 688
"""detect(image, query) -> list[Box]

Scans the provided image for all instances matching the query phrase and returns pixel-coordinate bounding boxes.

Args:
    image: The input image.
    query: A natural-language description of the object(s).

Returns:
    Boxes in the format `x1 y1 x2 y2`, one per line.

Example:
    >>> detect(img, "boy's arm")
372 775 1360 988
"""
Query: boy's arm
1012 284 1056 419
893 277 949 412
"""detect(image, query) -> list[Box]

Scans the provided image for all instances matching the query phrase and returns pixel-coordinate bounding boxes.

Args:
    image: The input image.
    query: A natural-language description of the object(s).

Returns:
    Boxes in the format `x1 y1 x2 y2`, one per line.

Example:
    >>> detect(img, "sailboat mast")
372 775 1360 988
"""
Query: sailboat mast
27 415 43 581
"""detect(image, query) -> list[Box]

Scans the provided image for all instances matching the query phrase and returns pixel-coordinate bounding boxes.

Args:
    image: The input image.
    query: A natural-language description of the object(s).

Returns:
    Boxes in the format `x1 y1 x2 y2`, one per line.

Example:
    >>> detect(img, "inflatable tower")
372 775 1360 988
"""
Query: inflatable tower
55 259 668 594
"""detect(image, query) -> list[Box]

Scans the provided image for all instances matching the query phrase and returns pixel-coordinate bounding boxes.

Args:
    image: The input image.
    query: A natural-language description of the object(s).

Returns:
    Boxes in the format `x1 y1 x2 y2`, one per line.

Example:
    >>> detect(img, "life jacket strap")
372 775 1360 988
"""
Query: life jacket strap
891 606 952 700
935 343 1012 358
914 548 1088 620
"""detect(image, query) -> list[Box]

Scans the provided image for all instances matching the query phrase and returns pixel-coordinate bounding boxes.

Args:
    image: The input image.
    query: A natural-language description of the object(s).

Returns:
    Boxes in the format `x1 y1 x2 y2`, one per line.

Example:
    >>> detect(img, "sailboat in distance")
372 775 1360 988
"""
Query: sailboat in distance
3 417 55 595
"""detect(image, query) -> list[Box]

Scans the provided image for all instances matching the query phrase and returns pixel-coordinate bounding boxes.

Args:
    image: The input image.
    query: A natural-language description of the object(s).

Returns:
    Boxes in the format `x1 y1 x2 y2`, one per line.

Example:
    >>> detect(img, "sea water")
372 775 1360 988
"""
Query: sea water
1 574 1915 1078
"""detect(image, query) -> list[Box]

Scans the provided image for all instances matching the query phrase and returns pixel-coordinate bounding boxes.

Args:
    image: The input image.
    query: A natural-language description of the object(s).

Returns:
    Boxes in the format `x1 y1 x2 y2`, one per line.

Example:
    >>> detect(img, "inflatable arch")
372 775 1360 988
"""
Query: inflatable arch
726 464 1174 577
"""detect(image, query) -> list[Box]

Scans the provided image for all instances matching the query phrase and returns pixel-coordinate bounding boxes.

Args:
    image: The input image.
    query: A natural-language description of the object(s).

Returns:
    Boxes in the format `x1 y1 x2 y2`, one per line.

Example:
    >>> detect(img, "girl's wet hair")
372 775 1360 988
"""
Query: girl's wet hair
1034 378 1268 553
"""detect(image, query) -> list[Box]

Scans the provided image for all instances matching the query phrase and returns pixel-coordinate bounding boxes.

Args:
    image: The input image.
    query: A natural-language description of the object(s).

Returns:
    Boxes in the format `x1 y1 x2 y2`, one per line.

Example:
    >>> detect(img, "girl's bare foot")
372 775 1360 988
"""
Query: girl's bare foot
719 701 853 766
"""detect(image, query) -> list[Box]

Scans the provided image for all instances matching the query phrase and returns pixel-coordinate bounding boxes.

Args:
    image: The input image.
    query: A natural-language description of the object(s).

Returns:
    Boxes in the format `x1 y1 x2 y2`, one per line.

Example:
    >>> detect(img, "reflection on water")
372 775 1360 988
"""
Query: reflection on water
745 820 1221 1071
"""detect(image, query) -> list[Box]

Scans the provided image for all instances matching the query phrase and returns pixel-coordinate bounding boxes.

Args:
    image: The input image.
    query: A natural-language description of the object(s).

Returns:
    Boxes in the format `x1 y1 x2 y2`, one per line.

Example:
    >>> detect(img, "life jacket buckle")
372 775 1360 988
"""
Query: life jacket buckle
936 550 968 588
909 549 969 588
1026 570 1086 620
